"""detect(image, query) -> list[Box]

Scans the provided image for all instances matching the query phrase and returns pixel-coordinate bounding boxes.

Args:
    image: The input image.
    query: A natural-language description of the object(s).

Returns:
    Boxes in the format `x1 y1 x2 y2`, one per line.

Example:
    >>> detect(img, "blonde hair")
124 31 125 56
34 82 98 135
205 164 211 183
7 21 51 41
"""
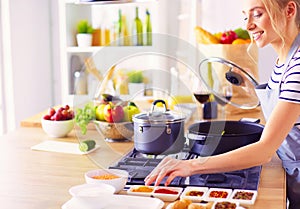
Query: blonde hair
261 0 300 40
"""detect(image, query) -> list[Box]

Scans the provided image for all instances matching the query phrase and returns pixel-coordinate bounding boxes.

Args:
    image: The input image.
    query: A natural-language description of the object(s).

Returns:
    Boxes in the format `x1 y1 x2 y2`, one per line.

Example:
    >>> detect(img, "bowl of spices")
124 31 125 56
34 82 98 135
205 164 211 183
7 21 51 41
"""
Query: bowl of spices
127 185 183 202
205 188 232 201
84 169 128 193
212 201 239 209
127 185 155 197
180 186 209 201
152 186 183 202
229 189 258 205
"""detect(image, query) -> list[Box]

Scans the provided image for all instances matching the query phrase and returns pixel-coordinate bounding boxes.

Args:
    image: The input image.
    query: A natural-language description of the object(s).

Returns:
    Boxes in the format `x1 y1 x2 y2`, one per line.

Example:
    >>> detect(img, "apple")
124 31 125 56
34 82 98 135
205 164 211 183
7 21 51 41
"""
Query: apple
123 102 140 122
103 102 124 123
95 104 106 121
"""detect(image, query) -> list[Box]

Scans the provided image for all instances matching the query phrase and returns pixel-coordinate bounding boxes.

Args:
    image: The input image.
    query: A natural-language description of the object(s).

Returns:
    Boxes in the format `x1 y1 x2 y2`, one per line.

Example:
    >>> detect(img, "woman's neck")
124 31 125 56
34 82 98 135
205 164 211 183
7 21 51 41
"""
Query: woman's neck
273 32 298 65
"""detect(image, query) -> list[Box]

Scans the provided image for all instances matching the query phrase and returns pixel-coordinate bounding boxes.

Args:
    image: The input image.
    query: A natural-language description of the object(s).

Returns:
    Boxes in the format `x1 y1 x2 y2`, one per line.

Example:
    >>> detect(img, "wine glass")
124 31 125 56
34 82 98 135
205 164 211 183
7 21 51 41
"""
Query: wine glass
192 79 211 120
215 83 233 118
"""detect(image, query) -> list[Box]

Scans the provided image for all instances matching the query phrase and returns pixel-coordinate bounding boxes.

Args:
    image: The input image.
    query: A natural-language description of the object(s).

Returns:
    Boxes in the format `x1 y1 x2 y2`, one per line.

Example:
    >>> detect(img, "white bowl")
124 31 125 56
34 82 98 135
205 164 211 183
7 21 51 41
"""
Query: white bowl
69 183 115 197
68 183 115 209
41 118 74 138
84 169 128 193
69 184 115 209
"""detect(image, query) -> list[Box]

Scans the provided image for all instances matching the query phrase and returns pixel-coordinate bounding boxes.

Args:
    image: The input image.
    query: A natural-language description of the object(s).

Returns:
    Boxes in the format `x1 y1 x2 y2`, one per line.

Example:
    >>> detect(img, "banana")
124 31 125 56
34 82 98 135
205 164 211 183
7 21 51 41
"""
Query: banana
195 26 220 44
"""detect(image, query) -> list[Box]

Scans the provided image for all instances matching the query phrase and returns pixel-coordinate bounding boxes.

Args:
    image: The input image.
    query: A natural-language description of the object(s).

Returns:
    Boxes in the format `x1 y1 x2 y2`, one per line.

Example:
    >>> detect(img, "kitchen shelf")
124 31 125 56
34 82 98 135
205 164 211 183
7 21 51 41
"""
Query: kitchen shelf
66 46 103 53
73 0 156 5
66 45 153 53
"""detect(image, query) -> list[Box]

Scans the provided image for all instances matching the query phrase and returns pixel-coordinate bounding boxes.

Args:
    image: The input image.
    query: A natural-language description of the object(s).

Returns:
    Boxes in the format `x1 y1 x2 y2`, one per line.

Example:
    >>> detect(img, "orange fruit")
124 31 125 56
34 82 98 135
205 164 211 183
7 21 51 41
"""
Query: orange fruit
232 38 251 44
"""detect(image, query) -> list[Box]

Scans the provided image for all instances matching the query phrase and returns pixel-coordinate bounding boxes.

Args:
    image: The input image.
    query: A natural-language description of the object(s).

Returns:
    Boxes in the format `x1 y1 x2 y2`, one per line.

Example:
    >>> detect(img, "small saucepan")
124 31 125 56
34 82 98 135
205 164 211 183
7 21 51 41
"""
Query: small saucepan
187 120 264 156
132 100 186 155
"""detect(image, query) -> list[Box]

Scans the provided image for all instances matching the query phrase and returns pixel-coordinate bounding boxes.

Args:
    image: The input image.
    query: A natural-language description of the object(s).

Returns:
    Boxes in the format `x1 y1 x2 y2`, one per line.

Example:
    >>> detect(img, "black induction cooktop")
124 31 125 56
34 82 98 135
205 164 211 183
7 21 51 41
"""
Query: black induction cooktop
109 148 261 190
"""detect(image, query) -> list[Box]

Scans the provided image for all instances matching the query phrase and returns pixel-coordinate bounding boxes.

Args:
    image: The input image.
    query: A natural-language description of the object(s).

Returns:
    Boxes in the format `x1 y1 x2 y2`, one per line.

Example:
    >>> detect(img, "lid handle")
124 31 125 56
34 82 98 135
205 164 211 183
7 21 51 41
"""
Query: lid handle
150 99 167 114
225 70 244 86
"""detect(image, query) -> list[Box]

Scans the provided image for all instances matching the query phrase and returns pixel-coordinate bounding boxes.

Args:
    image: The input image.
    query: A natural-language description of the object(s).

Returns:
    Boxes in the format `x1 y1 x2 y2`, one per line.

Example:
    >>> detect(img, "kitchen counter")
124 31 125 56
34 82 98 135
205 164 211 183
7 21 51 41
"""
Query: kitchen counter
3 106 285 209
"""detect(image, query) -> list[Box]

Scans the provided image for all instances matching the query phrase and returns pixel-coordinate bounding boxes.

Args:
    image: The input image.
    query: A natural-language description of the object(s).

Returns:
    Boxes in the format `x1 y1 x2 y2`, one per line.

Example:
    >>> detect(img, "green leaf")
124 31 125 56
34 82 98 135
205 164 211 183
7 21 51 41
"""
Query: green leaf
77 20 94 34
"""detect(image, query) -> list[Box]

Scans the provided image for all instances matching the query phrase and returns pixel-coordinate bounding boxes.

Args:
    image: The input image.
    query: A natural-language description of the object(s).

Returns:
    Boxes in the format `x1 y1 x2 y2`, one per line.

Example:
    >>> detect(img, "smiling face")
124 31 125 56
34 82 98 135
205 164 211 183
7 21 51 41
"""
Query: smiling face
242 0 281 48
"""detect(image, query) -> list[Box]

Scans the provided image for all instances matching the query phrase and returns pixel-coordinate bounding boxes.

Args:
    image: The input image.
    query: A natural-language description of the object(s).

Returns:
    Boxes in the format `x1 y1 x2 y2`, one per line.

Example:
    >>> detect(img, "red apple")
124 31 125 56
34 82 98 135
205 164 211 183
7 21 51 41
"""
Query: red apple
103 102 124 123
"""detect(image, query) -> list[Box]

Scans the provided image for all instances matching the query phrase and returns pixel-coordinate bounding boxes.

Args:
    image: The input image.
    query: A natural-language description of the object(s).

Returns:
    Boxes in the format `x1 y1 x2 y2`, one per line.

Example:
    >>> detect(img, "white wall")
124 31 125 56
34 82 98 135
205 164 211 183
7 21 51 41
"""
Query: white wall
1 0 58 133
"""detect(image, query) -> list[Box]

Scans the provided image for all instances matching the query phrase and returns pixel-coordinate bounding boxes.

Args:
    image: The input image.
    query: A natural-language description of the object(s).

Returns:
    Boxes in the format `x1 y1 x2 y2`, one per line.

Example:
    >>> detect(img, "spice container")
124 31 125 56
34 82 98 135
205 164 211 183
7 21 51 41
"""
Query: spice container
127 185 183 202
229 189 258 205
180 186 209 202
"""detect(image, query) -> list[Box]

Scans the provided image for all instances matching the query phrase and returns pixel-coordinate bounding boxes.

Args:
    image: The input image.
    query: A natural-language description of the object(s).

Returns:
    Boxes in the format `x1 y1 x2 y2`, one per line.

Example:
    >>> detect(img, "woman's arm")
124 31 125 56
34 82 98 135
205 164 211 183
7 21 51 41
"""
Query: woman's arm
145 101 300 186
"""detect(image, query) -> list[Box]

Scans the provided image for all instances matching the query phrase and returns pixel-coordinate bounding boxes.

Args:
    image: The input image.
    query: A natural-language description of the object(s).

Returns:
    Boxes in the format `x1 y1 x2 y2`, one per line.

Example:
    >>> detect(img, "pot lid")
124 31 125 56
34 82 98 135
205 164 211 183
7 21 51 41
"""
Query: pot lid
198 57 260 109
132 99 186 124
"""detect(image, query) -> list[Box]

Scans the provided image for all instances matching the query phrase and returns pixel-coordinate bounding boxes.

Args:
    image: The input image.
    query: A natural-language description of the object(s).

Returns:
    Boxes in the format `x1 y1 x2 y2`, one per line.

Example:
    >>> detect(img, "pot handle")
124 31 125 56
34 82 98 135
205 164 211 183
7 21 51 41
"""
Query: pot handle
239 118 260 123
138 125 172 135
187 133 207 141
150 99 168 113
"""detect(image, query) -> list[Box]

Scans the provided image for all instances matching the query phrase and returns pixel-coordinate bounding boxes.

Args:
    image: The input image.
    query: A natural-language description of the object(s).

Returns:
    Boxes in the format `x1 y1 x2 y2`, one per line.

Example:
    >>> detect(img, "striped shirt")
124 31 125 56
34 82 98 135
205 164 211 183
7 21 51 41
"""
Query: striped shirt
267 49 300 104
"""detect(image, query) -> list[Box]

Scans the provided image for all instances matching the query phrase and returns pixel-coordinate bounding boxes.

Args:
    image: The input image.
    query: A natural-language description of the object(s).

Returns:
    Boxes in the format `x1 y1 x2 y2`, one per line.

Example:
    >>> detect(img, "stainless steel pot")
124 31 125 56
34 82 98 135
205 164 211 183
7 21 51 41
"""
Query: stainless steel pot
132 100 186 155
187 120 264 156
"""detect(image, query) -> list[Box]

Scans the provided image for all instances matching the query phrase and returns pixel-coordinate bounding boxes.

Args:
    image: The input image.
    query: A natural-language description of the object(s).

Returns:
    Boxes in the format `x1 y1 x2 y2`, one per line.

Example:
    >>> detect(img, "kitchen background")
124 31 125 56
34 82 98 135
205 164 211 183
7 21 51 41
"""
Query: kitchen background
0 0 277 136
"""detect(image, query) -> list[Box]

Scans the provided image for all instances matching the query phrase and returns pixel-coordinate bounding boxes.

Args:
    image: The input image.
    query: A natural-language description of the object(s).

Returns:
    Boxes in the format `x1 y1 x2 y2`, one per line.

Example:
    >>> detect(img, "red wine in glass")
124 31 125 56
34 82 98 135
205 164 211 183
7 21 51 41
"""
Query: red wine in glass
215 95 232 106
215 85 233 106
193 93 210 104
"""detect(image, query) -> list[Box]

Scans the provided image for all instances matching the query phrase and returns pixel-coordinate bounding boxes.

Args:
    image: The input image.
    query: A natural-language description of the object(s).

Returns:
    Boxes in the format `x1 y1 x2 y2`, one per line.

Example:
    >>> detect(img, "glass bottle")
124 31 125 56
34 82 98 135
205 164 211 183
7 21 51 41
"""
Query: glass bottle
132 7 143 46
145 9 152 46
117 9 123 46
122 15 131 46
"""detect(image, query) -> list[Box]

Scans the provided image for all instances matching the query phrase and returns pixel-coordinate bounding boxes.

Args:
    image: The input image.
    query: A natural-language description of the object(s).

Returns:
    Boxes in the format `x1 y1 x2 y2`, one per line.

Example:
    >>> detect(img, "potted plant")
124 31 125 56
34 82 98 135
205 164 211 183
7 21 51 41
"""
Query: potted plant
127 70 145 96
76 20 94 47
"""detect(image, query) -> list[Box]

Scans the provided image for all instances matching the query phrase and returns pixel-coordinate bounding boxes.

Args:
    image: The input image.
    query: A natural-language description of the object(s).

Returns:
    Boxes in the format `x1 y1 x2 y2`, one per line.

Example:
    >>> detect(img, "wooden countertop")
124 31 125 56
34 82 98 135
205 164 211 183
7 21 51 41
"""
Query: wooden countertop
11 105 286 209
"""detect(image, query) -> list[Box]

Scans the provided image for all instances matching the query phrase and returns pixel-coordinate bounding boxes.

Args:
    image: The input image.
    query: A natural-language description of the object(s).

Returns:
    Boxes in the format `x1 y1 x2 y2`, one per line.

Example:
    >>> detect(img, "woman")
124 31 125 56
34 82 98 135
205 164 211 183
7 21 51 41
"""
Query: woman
144 0 300 208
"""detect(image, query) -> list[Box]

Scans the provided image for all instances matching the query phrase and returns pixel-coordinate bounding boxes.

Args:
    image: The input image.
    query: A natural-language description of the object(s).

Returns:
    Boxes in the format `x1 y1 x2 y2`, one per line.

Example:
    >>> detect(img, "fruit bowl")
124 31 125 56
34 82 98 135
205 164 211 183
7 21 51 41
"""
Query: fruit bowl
41 118 74 138
93 120 134 142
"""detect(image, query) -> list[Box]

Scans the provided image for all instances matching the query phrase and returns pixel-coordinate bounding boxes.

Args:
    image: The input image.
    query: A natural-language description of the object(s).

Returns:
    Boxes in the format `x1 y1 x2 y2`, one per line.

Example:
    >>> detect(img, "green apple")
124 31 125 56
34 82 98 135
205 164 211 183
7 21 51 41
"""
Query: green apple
123 104 140 122
95 104 106 121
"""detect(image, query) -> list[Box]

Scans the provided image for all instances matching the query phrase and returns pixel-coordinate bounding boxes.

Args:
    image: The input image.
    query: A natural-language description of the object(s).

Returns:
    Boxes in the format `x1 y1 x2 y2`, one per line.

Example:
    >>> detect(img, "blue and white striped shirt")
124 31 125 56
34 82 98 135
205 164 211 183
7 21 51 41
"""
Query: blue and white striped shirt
267 49 300 104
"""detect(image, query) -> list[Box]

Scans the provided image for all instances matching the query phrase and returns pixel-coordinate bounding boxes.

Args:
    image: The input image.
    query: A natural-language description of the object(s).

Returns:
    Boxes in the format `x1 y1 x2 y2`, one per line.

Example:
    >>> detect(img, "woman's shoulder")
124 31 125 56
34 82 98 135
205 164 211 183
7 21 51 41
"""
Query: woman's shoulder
280 51 300 103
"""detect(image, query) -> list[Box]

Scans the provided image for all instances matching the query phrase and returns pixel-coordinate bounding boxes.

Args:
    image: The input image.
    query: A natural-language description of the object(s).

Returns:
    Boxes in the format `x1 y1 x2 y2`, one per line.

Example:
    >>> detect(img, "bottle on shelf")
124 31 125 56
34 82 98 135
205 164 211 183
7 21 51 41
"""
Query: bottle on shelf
122 15 131 46
117 9 123 46
92 27 101 46
132 7 143 46
145 9 152 46
101 25 111 46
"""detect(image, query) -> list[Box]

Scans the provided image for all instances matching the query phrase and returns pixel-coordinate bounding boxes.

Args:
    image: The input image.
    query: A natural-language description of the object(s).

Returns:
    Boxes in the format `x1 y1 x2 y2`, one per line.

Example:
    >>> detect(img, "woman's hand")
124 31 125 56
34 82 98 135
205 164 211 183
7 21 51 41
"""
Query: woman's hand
144 156 193 186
